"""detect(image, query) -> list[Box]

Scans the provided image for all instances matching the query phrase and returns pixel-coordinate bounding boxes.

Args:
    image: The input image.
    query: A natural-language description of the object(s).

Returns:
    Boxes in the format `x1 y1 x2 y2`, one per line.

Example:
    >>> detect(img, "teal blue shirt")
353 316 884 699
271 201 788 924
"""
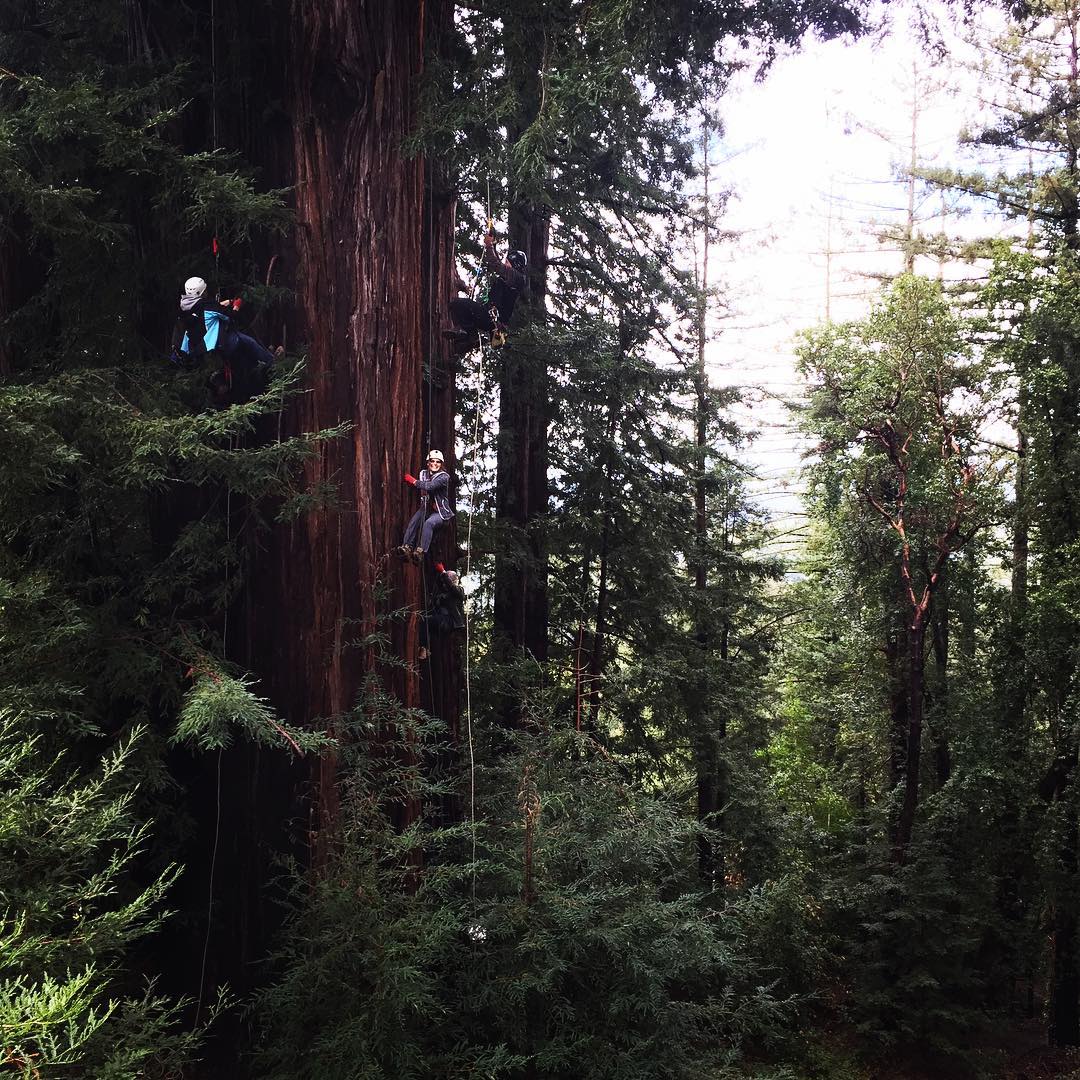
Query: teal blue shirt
181 308 230 353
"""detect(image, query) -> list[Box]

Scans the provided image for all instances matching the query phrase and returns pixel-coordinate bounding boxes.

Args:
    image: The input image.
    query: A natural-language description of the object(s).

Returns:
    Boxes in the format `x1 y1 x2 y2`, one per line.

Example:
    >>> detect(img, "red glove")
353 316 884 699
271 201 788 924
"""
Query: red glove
404 473 417 485
230 298 243 311
434 562 445 574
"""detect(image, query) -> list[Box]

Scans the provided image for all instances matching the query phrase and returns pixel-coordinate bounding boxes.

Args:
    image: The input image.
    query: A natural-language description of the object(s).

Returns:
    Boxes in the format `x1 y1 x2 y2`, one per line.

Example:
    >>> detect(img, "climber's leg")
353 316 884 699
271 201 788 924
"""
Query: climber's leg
419 512 444 556
448 298 496 335
231 331 274 370
402 509 425 549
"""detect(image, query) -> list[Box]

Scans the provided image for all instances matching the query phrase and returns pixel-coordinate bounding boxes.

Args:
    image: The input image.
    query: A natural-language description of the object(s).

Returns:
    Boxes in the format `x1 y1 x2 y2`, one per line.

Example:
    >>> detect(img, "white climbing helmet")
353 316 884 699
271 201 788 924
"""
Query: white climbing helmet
426 449 445 463
184 276 207 299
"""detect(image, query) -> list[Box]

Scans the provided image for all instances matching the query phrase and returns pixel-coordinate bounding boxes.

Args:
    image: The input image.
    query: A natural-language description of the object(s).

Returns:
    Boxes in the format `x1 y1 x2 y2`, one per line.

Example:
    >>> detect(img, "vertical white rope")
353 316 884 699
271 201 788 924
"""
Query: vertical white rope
195 747 222 1027
196 449 230 1027
464 334 485 898
196 1 222 1026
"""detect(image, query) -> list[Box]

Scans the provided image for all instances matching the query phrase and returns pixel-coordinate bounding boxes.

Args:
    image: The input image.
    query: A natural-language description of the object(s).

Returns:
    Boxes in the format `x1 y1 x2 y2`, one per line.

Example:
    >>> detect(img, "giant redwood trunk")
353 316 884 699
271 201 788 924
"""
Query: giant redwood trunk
242 0 442 850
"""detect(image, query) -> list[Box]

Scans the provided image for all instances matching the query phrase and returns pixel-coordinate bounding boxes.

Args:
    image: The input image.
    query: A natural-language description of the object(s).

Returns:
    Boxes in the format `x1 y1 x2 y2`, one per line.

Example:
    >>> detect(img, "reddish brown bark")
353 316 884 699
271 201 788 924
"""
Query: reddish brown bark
862 421 976 861
244 0 436 856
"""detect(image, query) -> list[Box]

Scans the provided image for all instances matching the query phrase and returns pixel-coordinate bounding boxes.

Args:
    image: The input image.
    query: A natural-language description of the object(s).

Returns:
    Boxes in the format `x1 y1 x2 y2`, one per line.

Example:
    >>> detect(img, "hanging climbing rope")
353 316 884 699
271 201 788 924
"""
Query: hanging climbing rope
462 335 486 894
195 446 230 1030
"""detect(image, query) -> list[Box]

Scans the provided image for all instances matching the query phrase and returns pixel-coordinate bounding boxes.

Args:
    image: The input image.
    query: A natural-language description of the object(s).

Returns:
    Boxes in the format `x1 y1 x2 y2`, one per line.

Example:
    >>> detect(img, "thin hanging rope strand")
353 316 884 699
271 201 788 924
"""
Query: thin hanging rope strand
194 748 222 1028
196 7 225 1028
425 159 435 451
419 169 437 722
196 454 230 1028
210 0 221 292
464 334 485 899
210 0 218 151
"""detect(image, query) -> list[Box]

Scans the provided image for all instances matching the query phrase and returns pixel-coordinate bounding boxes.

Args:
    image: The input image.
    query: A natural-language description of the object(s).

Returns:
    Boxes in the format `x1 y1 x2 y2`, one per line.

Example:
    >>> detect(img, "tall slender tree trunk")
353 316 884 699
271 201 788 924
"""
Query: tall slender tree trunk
690 128 724 887
582 381 621 724
585 525 610 722
1051 788 1080 1045
903 59 919 274
494 338 549 663
0 216 42 377
1066 12 1080 250
494 14 550 670
894 610 928 860
1043 322 1080 1043
1007 405 1030 734
886 603 909 794
930 575 951 788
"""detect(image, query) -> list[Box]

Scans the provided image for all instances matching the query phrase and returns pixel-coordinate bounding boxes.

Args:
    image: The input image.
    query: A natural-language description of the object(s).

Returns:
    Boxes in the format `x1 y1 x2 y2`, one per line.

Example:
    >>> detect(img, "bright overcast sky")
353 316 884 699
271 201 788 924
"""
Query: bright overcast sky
711 1 1019 541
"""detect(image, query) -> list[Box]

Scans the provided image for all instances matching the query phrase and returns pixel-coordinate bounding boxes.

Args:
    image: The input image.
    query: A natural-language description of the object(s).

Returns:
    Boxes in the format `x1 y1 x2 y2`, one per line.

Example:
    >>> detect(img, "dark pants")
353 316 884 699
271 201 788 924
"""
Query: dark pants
403 510 444 553
420 610 461 651
221 330 273 373
449 297 496 335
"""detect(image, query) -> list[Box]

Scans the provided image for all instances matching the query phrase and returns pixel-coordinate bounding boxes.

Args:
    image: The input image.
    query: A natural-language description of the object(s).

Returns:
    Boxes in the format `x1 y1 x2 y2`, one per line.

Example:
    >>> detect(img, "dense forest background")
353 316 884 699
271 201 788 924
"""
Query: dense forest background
6 0 1080 1077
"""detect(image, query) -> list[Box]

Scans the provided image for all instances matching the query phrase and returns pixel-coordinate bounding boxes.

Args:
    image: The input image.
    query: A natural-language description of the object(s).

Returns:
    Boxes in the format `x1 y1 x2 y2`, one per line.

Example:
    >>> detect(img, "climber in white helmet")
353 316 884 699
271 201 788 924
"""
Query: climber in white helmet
170 275 282 408
396 450 454 564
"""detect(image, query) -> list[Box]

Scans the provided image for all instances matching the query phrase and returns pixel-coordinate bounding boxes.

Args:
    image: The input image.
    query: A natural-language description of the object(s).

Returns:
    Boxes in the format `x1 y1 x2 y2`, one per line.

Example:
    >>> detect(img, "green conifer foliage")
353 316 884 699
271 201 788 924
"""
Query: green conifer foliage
1 1 334 1070
0 717 213 1077
255 680 804 1080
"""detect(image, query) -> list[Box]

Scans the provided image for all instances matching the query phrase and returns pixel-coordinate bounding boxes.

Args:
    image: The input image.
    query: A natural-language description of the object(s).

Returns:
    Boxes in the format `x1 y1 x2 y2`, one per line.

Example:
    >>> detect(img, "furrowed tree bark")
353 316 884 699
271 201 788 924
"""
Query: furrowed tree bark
246 0 435 853
169 4 460 1027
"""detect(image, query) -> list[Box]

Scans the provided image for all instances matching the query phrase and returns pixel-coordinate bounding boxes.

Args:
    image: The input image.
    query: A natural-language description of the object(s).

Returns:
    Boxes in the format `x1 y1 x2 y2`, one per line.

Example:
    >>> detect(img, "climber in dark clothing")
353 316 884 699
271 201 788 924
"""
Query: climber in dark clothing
447 232 527 344
170 276 279 407
418 563 466 660
396 450 454 564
